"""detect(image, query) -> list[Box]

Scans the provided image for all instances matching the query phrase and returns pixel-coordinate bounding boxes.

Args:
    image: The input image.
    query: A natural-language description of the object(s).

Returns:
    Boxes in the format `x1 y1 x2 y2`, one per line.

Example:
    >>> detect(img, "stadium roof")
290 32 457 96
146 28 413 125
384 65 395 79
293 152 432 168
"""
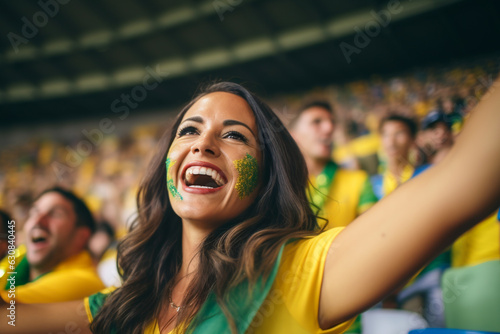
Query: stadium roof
1 0 499 127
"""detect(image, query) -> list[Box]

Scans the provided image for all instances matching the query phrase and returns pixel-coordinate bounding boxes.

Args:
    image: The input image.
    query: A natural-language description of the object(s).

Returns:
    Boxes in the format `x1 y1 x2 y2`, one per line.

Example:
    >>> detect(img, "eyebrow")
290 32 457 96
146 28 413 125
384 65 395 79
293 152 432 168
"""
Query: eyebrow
223 119 255 136
181 117 255 136
181 116 203 124
32 204 71 215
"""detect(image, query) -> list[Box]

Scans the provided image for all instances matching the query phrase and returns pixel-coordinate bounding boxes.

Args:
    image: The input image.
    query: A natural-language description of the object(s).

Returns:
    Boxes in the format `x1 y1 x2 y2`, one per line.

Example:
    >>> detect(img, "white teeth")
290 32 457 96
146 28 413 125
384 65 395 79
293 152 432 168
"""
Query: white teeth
185 166 226 186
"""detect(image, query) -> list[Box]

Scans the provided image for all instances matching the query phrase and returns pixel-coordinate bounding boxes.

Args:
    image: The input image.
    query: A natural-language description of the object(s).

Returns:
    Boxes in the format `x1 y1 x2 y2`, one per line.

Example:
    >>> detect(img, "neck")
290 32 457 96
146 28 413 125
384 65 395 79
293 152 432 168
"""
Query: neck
386 156 409 177
305 157 329 176
29 267 47 282
178 220 212 280
29 249 84 281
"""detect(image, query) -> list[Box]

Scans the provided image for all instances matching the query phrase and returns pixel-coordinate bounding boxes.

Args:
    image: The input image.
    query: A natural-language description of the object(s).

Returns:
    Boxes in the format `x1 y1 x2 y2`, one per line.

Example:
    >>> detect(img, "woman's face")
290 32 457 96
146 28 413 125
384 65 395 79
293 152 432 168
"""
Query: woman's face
166 92 262 231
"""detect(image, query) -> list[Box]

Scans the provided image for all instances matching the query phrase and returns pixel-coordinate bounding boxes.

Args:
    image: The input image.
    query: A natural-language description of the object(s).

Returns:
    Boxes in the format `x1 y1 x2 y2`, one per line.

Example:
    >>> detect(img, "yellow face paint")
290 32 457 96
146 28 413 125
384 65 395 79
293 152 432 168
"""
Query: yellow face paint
166 157 183 200
233 153 259 199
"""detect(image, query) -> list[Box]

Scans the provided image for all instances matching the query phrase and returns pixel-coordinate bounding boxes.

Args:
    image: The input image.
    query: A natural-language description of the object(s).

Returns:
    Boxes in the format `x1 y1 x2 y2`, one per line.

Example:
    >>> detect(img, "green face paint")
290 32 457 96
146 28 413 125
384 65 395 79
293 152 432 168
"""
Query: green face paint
165 157 183 200
233 153 259 199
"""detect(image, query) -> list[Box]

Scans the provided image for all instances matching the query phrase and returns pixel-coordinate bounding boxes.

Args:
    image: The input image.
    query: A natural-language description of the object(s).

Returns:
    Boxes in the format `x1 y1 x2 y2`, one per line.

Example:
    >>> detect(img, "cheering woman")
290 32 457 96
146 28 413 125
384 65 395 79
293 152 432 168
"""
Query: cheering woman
1 80 500 333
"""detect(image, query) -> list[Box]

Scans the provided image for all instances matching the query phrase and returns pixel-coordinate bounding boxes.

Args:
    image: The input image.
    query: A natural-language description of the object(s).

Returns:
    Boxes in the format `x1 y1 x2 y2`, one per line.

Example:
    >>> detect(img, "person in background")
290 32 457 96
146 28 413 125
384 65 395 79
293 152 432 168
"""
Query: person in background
289 101 377 230
290 101 378 333
439 97 464 135
371 115 450 327
0 210 13 259
392 110 453 327
0 187 104 303
370 115 419 200
418 110 499 268
397 109 498 327
421 110 454 165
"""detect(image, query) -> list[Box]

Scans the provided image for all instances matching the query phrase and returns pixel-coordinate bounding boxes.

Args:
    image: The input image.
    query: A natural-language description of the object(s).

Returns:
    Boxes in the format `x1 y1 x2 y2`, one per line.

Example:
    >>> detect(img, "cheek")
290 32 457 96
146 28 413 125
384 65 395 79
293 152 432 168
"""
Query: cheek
165 146 184 201
395 136 407 147
23 219 35 233
232 153 259 200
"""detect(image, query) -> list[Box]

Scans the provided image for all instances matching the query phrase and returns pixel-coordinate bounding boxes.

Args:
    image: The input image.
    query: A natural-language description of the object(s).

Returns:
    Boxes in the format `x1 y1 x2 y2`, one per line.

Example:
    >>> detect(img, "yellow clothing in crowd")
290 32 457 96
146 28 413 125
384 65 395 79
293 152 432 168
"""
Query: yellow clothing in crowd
382 164 415 196
309 166 377 230
85 227 354 334
0 246 104 303
452 212 500 268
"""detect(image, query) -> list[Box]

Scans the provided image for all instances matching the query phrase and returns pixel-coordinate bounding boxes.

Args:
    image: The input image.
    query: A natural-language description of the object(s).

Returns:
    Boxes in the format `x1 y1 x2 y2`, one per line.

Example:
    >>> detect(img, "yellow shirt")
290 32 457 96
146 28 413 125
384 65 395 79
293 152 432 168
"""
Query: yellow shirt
0 246 104 303
382 164 415 196
85 228 354 333
452 213 500 267
333 133 381 164
312 169 376 229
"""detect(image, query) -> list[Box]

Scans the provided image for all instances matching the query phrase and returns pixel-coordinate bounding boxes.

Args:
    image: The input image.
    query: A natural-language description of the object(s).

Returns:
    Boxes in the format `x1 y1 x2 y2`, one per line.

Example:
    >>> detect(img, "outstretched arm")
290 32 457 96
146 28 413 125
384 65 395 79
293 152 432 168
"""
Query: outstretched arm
319 77 500 329
0 298 91 334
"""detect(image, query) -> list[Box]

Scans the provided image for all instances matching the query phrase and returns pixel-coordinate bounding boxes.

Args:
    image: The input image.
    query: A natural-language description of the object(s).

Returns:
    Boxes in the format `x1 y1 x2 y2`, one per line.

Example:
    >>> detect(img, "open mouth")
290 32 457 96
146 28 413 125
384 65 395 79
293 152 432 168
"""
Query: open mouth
32 236 47 243
30 229 49 246
184 166 227 189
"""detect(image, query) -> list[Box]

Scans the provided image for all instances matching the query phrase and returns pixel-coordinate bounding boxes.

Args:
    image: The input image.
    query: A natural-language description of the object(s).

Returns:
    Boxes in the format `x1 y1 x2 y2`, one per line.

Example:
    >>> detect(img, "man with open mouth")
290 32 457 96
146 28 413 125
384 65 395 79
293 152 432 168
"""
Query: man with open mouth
0 187 104 303
289 101 378 230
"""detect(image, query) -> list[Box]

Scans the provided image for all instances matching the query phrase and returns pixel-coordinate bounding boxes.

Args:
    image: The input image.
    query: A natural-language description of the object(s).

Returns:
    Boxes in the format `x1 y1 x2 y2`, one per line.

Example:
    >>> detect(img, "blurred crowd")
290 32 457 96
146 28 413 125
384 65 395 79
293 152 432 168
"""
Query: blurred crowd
279 55 499 175
0 124 166 245
1 55 499 247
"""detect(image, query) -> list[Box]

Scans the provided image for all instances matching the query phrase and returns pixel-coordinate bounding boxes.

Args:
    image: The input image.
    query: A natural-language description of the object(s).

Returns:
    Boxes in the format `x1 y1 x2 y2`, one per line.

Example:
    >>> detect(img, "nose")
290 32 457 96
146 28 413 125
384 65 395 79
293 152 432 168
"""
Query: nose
190 133 220 157
25 212 50 227
24 212 49 235
33 212 50 228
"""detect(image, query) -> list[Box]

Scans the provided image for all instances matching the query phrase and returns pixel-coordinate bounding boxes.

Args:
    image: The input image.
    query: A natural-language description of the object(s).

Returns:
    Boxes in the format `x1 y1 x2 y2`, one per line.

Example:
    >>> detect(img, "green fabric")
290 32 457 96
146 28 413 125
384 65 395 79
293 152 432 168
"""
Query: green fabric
344 314 361 333
88 244 286 333
88 290 117 333
88 290 111 319
442 260 500 332
4 255 46 290
418 249 450 279
310 160 338 213
357 178 378 210
191 244 284 333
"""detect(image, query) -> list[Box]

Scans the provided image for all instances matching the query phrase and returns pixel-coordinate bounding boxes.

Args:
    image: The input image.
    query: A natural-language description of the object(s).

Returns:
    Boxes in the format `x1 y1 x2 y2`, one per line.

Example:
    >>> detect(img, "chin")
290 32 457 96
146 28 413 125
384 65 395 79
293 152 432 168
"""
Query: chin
174 207 222 224
313 152 330 160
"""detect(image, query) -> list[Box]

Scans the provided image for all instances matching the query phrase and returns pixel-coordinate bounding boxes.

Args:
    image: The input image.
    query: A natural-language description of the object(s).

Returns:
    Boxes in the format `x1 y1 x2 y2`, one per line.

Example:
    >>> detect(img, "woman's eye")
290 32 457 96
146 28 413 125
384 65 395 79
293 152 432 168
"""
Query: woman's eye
224 131 248 143
178 126 199 137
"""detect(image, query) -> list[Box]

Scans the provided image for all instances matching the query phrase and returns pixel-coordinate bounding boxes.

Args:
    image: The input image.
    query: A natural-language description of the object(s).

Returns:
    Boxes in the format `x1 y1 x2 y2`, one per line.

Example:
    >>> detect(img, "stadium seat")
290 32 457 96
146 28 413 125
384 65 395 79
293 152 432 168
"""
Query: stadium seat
441 260 500 332
361 309 427 334
409 329 498 334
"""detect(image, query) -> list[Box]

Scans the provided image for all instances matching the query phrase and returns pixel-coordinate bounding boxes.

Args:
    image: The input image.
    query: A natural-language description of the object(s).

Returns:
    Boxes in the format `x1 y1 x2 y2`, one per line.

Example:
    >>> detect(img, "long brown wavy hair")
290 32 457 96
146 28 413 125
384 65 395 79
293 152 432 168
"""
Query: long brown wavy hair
91 82 320 333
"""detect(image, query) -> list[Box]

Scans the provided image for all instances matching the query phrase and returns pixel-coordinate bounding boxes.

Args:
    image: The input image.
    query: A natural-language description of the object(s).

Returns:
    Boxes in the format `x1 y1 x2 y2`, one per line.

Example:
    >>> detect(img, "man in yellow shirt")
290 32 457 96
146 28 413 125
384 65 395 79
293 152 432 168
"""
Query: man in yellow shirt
289 101 377 228
289 101 376 333
0 187 104 303
370 114 419 199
